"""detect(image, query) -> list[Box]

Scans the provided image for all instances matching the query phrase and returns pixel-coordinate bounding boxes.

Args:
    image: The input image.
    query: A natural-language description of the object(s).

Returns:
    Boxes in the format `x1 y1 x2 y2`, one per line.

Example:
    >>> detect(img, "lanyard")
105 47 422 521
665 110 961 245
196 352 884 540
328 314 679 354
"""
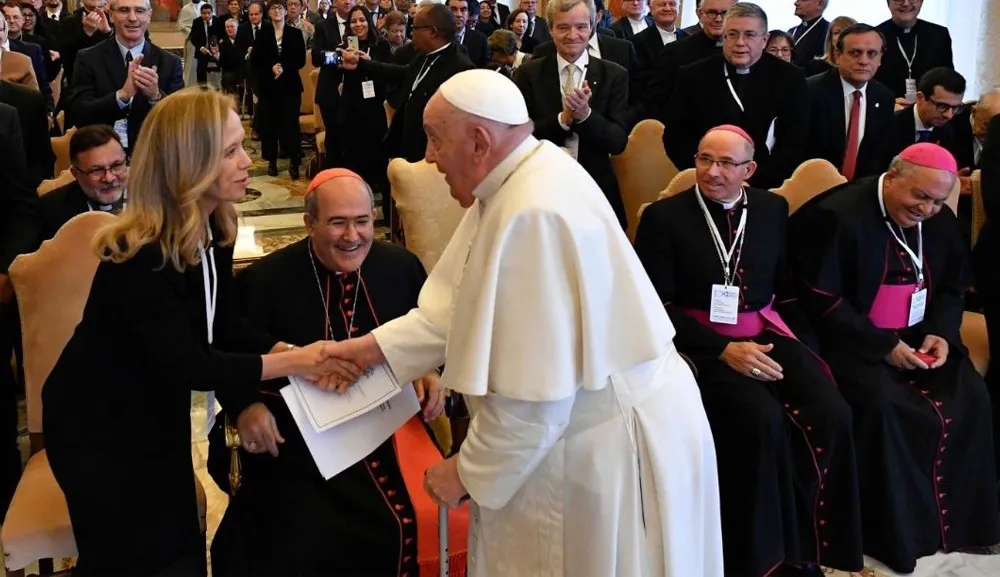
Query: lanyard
412 53 440 91
199 224 218 345
897 36 917 79
695 184 748 286
792 17 822 46
877 173 924 286
307 240 360 339
723 62 745 113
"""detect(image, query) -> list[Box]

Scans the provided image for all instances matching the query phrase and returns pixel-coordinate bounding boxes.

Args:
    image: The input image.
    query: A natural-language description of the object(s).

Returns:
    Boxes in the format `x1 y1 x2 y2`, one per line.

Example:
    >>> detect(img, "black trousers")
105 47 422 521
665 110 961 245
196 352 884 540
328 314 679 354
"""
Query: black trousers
319 104 342 169
256 89 302 163
0 299 22 515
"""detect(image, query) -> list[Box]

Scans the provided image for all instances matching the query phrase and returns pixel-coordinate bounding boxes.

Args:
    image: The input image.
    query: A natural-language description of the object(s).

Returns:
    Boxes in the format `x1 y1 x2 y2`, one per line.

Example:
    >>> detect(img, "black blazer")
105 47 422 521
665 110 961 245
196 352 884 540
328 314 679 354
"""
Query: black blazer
787 17 828 67
648 29 722 120
0 102 39 273
36 180 91 241
361 43 475 161
973 114 1000 283
311 15 345 109
532 34 638 81
873 19 954 98
190 17 218 65
887 103 958 161
9 38 53 110
460 28 490 67
0 80 53 188
631 24 688 72
251 25 306 97
519 33 539 55
949 106 977 172
609 15 653 42
667 53 809 189
56 7 113 85
806 69 895 180
526 14 551 44
514 55 630 227
69 38 184 154
235 21 264 88
489 2 509 29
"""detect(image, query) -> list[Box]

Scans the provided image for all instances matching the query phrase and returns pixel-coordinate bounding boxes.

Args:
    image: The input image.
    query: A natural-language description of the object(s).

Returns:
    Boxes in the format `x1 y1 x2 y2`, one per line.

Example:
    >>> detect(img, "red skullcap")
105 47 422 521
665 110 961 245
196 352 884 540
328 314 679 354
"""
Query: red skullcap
706 124 754 146
898 143 958 174
306 168 366 194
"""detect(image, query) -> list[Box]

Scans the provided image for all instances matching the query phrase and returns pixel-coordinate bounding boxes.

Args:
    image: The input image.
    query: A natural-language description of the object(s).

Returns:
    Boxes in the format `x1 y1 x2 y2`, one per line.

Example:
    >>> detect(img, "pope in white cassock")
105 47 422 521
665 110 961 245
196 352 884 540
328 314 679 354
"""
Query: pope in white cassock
324 69 723 576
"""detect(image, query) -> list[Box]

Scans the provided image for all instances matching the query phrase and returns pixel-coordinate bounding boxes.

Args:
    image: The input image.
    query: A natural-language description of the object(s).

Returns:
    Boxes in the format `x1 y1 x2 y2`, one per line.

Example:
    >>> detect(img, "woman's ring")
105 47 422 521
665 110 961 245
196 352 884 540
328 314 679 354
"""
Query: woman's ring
751 368 762 378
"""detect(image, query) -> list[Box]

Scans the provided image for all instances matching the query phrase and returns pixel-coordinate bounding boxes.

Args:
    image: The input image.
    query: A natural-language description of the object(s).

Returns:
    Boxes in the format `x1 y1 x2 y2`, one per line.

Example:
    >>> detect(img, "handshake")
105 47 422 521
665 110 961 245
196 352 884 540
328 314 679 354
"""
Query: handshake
283 334 380 392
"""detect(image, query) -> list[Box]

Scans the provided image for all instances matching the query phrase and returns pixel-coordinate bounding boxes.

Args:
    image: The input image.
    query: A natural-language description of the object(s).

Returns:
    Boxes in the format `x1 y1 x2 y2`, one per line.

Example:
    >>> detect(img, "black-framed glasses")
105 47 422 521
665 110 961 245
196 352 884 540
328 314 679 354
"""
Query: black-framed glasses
927 97 965 115
700 8 726 20
412 24 435 31
694 154 751 171
75 159 128 178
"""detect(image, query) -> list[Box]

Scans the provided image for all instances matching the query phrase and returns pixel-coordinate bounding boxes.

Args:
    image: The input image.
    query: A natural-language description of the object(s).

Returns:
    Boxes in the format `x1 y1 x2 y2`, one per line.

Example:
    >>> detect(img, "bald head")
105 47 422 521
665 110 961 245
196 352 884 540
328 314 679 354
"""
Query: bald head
973 89 1000 139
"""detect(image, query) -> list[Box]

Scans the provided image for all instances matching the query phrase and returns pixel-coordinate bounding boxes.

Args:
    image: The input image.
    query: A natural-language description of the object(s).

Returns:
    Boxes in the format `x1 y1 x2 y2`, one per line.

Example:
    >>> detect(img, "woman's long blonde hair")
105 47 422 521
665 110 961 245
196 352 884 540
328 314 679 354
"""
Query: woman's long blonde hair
93 87 240 272
823 16 858 65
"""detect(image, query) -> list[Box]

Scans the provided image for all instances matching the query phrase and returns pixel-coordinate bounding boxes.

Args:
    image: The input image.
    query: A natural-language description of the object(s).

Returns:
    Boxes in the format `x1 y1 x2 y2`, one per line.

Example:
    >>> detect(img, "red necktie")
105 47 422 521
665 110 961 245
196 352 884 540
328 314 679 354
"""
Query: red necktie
842 89 862 181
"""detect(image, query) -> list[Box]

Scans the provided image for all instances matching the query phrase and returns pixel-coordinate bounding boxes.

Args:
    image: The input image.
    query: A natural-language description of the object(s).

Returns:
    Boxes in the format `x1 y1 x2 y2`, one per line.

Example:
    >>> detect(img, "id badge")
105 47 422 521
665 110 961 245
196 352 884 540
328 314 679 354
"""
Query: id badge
904 78 918 103
362 80 376 99
908 288 927 327
710 284 740 325
113 118 129 149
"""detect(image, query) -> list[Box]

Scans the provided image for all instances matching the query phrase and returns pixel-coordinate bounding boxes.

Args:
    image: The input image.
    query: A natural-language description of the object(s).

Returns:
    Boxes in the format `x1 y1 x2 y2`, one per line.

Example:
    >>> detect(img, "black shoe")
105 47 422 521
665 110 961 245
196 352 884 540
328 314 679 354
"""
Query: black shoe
267 161 278 177
289 162 300 181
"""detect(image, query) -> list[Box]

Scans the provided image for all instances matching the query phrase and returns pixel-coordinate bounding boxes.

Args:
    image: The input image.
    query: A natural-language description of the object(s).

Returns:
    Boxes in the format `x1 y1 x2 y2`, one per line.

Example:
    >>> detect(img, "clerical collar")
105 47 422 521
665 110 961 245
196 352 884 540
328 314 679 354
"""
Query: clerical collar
86 188 127 213
471 135 540 206
426 42 451 56
726 60 751 75
709 195 742 211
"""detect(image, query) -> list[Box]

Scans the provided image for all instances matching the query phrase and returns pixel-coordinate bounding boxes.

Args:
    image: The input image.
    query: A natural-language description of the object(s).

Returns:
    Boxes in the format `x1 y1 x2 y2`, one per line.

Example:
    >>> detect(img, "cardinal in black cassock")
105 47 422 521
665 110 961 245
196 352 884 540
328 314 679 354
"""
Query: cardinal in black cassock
635 126 862 577
209 169 466 576
790 144 1000 574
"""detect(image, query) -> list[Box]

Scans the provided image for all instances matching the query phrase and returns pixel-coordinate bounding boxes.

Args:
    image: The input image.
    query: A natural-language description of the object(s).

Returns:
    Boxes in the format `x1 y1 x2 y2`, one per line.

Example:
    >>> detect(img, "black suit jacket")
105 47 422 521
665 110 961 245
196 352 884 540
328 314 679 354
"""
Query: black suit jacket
526 14 551 44
18 32 61 88
251 25 306 97
489 2 509 29
360 43 475 161
37 180 92 241
531 34 638 79
667 54 809 189
56 7 113 85
311 15 345 109
514 55 630 227
806 69 895 180
788 17 828 67
631 24 688 71
973 114 1000 282
9 38 53 110
0 103 39 273
649 29 721 120
190 17 218 69
69 38 184 154
235 21 264 89
887 103 958 161
609 15 653 42
0 80 54 188
460 29 490 67
873 19 954 98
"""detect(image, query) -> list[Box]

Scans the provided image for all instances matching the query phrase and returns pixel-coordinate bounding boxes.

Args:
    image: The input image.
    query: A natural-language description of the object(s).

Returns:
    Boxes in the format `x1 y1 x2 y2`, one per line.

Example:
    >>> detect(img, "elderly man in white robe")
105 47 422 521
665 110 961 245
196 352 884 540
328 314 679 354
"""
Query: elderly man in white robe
177 0 206 87
322 69 723 576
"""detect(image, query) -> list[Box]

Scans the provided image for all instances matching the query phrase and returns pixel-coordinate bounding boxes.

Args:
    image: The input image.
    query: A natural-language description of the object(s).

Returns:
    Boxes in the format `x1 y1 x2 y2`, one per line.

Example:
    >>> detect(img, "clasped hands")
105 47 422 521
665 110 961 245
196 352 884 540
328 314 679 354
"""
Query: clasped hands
885 335 948 370
559 79 592 127
118 54 161 103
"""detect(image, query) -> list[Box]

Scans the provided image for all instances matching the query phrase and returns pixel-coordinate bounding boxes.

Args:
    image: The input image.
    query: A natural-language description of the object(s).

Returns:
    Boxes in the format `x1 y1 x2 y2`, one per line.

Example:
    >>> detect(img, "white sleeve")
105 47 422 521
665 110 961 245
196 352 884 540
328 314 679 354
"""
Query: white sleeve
371 306 447 385
457 392 575 510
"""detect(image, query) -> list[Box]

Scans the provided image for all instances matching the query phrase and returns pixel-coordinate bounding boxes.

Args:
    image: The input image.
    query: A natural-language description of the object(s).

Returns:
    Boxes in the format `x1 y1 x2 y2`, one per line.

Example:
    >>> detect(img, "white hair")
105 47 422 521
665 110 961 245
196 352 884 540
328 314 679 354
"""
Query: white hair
545 0 595 28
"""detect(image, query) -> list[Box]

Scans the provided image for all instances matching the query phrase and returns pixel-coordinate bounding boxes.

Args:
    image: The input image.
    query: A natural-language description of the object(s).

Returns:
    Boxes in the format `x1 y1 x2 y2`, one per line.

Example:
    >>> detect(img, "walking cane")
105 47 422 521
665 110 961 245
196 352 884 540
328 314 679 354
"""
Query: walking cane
438 505 449 577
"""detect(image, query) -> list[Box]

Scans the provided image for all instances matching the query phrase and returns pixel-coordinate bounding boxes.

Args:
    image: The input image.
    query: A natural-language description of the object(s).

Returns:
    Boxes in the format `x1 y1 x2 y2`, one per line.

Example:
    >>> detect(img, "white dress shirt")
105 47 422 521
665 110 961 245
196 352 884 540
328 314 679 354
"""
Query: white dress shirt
656 25 677 45
337 13 348 37
627 16 647 36
914 102 933 140
587 33 601 59
841 77 868 142
555 49 591 141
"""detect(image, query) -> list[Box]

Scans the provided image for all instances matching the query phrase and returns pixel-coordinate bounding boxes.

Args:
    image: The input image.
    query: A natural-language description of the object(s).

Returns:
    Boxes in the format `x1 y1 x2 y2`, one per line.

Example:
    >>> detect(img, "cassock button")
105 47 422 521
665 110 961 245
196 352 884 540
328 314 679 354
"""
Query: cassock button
815 447 825 454
379 476 388 483
806 425 813 432
945 418 953 424
395 504 405 511
371 461 379 468
739 268 745 273
819 500 825 507
344 298 351 304
388 490 397 497
819 519 827 526
784 403 791 409
940 446 947 452
944 525 951 531
936 476 943 482
939 493 947 499
346 284 354 290
920 389 929 395
943 433 949 439
405 538 413 545
936 459 943 466
403 517 413 524
743 286 749 291
822 541 829 548
942 509 949 516
934 401 943 407
351 326 359 333
404 556 413 562
823 467 828 475
905 267 912 272
346 310 354 317
792 409 800 415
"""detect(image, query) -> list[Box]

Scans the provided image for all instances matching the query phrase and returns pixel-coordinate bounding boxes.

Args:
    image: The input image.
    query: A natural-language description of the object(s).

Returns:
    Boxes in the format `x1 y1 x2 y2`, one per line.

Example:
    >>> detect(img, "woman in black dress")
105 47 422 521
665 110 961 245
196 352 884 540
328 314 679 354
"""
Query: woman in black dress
337 5 392 203
252 0 306 179
43 88 359 577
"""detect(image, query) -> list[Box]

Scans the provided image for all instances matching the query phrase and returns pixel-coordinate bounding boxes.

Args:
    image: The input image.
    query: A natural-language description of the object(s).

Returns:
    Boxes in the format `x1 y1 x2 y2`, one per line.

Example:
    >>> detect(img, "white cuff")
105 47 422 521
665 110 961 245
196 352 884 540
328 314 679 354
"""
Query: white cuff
557 112 571 132
457 392 574 510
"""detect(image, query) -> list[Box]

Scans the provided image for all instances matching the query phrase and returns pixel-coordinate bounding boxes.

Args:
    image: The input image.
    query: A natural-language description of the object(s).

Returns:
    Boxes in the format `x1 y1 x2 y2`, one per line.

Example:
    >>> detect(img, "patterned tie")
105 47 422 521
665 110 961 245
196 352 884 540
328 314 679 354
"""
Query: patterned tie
526 16 534 38
917 129 933 143
562 64 577 97
841 90 862 180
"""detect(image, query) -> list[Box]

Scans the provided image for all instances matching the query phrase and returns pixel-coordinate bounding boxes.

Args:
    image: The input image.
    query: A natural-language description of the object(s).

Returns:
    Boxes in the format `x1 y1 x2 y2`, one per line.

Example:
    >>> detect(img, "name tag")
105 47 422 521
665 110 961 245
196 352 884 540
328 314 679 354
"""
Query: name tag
904 78 918 103
113 118 129 149
362 80 376 99
908 288 927 327
710 284 740 325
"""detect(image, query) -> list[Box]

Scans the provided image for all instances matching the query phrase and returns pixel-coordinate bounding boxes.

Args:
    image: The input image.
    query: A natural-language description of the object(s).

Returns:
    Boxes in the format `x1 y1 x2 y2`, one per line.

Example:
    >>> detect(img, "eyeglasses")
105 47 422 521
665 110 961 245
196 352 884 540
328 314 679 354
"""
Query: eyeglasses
75 159 128 178
699 8 726 20
724 30 763 41
890 0 922 5
926 97 965 115
694 154 751 171
766 46 791 55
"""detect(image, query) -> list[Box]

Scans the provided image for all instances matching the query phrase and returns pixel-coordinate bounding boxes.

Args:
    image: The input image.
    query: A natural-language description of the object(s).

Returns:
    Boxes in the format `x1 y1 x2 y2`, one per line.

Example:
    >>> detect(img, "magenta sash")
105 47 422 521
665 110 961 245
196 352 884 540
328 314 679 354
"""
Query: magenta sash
682 302 798 340
868 283 918 330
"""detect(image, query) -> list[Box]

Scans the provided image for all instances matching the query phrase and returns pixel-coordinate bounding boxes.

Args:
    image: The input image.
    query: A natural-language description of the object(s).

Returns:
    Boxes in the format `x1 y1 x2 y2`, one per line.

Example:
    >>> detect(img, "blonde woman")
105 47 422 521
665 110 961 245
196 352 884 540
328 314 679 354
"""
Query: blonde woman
42 88 359 576
803 15 857 76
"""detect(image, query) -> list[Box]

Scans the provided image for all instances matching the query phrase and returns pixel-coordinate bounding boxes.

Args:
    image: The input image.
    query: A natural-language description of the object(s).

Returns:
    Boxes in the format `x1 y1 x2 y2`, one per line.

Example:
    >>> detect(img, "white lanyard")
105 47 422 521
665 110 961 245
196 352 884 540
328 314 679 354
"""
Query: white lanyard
199 224 218 345
723 62 745 113
412 53 440 90
877 173 924 286
792 18 822 46
695 184 748 286
897 36 917 79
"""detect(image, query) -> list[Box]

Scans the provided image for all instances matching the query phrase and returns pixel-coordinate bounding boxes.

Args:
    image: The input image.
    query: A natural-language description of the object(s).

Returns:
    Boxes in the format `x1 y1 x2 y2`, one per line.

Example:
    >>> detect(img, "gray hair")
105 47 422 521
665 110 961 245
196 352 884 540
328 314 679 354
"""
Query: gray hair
109 0 152 10
488 29 518 56
304 182 376 219
724 2 767 30
545 0 595 29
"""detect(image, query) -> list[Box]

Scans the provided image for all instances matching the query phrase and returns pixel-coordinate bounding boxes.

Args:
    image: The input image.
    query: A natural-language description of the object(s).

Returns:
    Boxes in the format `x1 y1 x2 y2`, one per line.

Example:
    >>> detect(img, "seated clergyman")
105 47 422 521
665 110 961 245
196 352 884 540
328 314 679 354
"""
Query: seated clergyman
208 168 458 576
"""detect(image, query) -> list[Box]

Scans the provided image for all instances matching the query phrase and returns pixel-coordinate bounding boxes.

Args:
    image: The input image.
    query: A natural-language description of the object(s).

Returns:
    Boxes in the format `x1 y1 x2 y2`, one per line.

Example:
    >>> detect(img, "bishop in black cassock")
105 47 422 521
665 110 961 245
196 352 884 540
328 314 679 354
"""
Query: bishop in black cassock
790 146 1000 574
209 171 462 576
635 126 862 577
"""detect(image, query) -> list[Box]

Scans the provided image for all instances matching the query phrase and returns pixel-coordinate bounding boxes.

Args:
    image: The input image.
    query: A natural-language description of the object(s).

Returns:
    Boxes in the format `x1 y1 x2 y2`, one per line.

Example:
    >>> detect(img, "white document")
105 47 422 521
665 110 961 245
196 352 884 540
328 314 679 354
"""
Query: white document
290 364 402 433
280 381 421 479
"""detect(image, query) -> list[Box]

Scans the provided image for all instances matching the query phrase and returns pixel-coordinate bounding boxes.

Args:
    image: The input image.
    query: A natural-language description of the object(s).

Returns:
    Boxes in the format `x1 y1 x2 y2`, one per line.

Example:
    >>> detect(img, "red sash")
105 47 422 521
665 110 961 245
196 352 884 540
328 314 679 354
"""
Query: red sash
868 283 918 330
394 417 469 577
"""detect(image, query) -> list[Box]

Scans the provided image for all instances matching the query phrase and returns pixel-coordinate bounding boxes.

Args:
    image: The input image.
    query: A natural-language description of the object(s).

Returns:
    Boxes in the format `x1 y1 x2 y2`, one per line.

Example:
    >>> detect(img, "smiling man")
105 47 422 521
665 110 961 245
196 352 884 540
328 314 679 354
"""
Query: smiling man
68 0 183 157
791 143 1000 574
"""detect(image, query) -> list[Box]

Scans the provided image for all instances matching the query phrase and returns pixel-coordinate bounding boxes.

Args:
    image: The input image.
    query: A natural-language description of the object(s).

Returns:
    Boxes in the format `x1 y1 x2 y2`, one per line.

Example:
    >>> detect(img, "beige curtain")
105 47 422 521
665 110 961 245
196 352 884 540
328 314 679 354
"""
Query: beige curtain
978 0 1000 94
